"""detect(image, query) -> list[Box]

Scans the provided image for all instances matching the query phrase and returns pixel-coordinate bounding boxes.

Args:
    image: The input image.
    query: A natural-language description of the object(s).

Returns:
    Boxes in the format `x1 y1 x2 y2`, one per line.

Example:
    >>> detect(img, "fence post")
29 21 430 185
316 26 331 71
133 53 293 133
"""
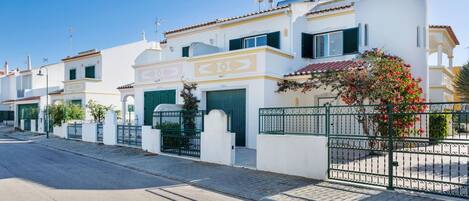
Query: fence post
325 104 331 179
387 104 395 190
103 111 117 145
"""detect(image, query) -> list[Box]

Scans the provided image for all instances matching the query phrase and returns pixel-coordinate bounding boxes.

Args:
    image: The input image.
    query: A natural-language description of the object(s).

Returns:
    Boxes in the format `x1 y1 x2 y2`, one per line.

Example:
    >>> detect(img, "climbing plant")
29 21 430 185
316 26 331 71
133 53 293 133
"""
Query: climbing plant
278 49 427 137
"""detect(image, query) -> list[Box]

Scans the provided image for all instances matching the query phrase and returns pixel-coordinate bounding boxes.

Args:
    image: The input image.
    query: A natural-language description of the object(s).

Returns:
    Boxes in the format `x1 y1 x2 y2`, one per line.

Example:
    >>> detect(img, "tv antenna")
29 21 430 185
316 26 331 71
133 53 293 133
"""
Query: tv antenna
154 18 163 42
68 27 74 55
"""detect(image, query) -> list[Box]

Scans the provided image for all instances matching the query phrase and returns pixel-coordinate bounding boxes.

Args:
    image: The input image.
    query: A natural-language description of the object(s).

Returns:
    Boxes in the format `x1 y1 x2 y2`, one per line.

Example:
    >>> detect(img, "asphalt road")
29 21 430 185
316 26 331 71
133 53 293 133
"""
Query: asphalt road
0 135 240 201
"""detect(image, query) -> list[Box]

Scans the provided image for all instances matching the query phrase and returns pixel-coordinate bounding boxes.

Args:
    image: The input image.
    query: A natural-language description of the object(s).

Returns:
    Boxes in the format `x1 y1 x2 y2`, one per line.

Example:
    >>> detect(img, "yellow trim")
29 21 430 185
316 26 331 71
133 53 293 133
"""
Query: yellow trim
194 54 257 77
63 92 120 96
307 10 354 21
220 12 286 29
134 75 282 88
429 66 455 78
63 78 102 84
430 86 455 93
188 46 293 62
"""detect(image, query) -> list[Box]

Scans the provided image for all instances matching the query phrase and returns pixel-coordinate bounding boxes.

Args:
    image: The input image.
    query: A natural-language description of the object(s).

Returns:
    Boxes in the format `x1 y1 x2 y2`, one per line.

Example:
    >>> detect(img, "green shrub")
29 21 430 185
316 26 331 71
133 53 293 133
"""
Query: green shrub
48 103 85 127
429 113 451 142
155 122 182 148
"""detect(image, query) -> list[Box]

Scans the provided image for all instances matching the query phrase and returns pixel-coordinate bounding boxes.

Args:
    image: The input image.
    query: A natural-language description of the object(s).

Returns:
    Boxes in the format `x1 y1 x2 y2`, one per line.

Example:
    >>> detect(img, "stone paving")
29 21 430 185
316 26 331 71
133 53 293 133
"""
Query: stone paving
3 128 462 201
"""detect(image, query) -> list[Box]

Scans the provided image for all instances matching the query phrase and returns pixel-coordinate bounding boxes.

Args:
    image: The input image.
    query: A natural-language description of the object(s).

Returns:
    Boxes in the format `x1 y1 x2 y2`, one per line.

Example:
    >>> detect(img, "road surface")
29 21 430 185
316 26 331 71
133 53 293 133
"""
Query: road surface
0 134 240 201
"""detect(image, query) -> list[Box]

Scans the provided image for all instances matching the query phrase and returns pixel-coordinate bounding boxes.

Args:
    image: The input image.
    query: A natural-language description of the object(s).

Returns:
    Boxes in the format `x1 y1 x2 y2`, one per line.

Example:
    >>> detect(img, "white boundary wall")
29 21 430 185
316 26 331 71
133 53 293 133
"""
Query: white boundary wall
82 123 98 143
201 110 235 166
257 134 328 180
103 111 117 145
53 123 68 138
142 126 160 154
30 120 37 132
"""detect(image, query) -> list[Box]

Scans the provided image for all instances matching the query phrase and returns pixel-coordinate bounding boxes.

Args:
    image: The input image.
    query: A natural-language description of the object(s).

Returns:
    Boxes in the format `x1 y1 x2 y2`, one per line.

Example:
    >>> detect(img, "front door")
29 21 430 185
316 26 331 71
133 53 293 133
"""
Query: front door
144 90 176 126
206 89 246 146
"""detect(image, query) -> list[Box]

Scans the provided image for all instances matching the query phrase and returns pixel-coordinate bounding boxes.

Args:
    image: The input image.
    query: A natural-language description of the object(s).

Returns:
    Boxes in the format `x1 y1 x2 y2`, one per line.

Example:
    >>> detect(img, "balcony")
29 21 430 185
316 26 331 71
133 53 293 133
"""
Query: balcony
134 46 294 85
63 78 103 94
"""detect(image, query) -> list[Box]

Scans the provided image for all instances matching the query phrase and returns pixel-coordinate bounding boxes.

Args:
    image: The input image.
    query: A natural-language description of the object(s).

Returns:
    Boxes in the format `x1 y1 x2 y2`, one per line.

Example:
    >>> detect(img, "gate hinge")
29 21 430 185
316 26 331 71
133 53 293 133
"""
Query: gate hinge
392 161 399 167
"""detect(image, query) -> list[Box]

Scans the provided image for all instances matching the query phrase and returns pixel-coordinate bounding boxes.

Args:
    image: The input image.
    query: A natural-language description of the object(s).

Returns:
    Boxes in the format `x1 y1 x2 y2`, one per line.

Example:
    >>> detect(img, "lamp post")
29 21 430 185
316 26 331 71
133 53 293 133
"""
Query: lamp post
37 67 49 138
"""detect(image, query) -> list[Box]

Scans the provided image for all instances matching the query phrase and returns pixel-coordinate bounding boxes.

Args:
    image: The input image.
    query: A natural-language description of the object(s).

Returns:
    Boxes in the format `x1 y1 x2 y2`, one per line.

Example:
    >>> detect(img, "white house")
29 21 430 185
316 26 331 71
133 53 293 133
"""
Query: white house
428 25 460 102
56 39 150 121
0 58 64 132
117 0 445 149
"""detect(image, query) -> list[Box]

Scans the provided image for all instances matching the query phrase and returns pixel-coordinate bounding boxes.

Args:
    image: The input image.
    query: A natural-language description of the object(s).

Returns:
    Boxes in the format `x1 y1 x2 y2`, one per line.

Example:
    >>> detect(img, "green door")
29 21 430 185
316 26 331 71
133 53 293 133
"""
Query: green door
17 103 39 131
144 90 176 126
207 89 246 147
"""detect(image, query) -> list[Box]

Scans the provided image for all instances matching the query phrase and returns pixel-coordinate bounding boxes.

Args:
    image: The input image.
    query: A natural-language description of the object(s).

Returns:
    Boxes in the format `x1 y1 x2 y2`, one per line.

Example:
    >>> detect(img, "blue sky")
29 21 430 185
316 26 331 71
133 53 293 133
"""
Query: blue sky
0 0 467 69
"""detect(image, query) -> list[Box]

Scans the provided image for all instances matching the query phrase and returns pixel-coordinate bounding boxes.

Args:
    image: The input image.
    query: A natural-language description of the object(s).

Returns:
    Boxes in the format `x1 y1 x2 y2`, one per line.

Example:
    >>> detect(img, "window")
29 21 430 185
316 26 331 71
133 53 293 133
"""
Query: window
70 100 82 107
69 69 76 80
85 66 95 78
182 46 189 57
243 35 267 48
314 31 343 58
230 31 280 51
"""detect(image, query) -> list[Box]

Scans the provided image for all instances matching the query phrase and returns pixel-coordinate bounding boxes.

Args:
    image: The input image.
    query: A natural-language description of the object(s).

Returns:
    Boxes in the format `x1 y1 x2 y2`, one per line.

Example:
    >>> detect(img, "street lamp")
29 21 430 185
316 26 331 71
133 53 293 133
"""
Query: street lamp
37 67 49 138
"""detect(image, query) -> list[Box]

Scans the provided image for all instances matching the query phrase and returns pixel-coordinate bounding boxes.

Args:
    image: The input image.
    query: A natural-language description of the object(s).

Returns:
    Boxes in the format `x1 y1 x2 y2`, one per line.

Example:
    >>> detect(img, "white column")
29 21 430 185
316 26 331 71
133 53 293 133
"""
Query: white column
122 100 127 124
448 56 454 68
437 44 443 67
103 111 117 145
200 110 235 166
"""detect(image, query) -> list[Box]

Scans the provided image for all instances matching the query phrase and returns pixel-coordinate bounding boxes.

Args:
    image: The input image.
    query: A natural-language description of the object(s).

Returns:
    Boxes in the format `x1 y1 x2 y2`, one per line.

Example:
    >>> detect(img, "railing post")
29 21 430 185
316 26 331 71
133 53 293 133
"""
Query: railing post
325 104 330 137
282 108 286 135
387 104 395 190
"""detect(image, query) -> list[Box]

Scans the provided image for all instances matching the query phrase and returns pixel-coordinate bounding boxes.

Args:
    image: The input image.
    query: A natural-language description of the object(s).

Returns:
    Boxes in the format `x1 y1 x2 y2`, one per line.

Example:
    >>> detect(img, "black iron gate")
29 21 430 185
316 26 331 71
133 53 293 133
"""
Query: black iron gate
328 103 469 198
154 110 205 157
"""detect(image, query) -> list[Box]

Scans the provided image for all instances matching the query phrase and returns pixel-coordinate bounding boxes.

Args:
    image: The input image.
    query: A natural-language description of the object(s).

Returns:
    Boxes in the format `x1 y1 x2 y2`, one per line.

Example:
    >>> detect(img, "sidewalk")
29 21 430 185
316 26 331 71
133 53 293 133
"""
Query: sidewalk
4 129 454 201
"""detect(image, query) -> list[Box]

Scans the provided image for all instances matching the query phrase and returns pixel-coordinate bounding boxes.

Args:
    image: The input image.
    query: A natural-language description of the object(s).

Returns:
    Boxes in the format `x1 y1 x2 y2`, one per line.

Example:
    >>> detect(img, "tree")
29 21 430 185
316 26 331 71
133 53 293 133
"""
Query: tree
48 103 85 127
278 49 426 138
455 63 469 101
86 100 113 123
180 82 199 134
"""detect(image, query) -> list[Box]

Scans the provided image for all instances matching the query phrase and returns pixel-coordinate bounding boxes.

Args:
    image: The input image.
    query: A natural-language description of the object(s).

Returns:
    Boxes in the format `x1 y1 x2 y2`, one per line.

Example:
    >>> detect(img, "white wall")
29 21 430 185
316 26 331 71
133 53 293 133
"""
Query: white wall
257 134 328 180
355 0 429 99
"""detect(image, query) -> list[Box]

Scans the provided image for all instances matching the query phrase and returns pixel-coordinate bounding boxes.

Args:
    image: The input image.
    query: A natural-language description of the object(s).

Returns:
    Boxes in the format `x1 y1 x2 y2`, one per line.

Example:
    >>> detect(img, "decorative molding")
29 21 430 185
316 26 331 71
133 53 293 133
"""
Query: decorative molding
194 54 257 77
137 65 183 83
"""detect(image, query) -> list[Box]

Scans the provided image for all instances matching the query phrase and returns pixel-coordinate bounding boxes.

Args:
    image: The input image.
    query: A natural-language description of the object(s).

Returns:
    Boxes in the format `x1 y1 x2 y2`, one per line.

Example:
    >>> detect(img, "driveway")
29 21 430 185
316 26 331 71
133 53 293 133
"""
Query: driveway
0 135 240 201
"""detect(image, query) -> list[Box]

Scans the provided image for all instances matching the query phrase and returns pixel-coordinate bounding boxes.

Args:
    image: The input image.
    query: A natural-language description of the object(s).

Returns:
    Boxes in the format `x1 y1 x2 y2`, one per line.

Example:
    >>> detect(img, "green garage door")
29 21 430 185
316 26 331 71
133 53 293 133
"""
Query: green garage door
207 89 246 147
144 90 176 126
18 103 39 131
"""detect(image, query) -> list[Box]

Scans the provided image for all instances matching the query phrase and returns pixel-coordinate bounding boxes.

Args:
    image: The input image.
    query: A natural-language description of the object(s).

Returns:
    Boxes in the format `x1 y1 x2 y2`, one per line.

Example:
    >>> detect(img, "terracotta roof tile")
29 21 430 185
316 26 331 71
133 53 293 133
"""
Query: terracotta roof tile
429 25 460 45
2 96 41 103
286 60 354 77
164 5 289 35
117 82 134 90
307 3 354 16
62 51 101 62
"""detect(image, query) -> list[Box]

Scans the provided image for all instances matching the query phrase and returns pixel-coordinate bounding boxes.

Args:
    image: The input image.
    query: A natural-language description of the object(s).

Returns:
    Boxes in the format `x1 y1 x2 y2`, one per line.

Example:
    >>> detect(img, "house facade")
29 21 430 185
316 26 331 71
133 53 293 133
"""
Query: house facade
117 0 434 149
0 60 64 132
58 40 150 121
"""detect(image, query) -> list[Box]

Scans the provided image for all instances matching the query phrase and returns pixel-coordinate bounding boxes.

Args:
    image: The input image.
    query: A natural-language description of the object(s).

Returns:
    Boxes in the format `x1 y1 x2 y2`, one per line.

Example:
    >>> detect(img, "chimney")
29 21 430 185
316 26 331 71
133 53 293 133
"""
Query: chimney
27 55 32 70
141 30 146 41
4 61 8 74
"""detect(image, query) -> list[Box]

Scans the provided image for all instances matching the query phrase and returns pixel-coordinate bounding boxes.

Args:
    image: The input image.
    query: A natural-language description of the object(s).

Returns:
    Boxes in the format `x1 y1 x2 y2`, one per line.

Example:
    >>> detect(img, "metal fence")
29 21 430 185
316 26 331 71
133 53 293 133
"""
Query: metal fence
154 110 206 157
259 102 469 198
67 122 82 140
97 123 103 143
116 124 142 147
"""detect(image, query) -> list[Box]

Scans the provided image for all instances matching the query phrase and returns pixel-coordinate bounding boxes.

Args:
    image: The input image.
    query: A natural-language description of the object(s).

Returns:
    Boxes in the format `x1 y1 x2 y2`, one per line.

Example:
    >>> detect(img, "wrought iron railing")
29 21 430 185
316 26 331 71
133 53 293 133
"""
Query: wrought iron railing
67 122 82 140
97 123 103 143
116 124 142 147
259 102 469 198
153 110 206 157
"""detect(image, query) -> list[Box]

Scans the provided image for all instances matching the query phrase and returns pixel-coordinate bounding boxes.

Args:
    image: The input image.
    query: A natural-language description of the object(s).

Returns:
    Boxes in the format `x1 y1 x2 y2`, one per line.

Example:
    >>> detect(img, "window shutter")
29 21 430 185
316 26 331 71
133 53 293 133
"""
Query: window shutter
85 66 95 78
229 38 243 51
182 46 190 57
302 33 314 58
343 28 359 54
267 31 280 49
69 69 76 80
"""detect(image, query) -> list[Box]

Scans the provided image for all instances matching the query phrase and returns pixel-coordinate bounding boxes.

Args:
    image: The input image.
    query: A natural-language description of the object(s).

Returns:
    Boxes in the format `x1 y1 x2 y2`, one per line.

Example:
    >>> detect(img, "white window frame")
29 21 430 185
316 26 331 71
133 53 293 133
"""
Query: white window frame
314 31 343 58
243 34 267 48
